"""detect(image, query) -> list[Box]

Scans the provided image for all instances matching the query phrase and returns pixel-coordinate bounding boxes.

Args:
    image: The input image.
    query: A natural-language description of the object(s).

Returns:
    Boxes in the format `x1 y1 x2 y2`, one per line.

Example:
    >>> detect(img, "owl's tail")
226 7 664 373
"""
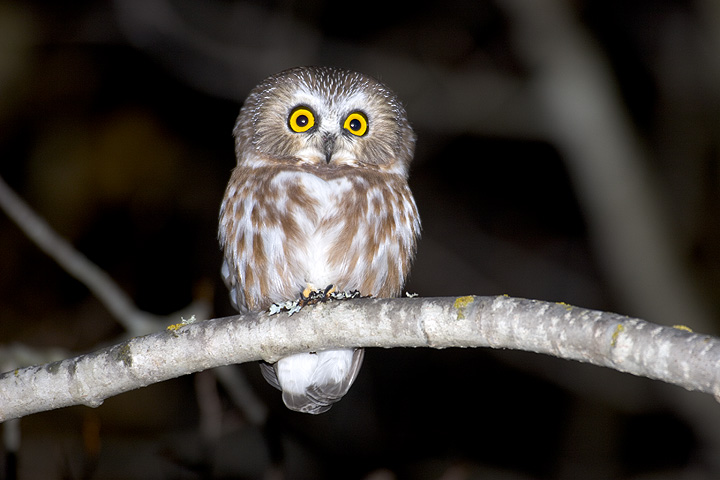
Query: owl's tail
260 348 364 414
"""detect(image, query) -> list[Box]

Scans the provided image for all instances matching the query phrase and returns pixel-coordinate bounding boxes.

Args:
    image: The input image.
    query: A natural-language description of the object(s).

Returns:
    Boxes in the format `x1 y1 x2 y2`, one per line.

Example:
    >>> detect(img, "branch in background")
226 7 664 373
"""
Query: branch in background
1 295 718 423
111 0 544 140
0 175 161 335
496 0 714 332
495 1 720 472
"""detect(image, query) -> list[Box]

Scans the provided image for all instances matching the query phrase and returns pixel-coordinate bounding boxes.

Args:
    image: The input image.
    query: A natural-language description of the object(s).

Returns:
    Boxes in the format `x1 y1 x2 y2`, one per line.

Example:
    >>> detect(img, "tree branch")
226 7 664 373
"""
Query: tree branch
1 295 718 422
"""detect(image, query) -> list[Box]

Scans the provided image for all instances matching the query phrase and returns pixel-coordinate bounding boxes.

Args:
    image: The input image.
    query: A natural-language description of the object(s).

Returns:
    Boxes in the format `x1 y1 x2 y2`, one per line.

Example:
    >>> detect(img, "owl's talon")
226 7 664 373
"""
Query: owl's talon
298 284 314 307
271 287 370 314
301 285 313 300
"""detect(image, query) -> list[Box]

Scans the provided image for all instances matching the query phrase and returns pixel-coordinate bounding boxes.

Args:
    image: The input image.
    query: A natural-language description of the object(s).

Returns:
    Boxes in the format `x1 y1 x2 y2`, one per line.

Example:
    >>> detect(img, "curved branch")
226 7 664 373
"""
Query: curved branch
1 295 718 422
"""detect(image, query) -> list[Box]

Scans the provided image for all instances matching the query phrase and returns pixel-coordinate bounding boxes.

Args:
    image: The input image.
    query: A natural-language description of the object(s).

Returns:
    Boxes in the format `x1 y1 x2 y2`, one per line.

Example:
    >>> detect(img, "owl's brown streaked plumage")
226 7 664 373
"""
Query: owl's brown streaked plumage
219 66 420 414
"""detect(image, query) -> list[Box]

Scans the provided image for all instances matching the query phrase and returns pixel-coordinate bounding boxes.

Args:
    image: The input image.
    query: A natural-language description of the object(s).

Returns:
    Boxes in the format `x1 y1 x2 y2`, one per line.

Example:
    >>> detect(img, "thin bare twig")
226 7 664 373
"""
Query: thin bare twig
0 175 157 334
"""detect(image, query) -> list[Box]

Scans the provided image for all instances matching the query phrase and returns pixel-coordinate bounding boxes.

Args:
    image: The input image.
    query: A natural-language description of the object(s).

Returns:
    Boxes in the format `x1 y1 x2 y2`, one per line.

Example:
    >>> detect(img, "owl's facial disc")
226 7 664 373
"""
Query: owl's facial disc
285 103 365 166
237 67 414 176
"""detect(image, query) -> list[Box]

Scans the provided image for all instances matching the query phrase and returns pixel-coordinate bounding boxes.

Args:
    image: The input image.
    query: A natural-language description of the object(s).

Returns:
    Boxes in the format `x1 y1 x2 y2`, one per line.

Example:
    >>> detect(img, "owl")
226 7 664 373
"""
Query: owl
218 66 420 414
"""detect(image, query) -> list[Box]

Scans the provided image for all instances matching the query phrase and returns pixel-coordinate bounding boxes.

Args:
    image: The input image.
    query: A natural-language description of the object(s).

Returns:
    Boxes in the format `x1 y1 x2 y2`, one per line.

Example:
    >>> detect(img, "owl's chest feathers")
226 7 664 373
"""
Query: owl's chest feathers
271 170 361 288
286 171 352 223
224 164 413 302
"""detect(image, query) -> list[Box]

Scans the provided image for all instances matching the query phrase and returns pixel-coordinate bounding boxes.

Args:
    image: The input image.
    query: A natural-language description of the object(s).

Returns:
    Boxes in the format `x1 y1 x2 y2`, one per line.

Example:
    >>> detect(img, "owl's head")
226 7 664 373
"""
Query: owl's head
233 66 416 177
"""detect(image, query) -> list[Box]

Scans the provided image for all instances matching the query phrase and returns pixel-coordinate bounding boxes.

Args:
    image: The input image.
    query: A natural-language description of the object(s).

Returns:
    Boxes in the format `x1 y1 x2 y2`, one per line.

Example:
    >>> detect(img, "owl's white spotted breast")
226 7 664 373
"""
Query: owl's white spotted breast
270 169 355 291
219 160 418 311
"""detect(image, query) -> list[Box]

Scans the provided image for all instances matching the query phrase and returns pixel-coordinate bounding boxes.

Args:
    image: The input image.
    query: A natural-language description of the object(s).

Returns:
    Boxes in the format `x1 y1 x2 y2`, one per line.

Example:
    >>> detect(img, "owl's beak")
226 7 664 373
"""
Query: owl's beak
321 133 337 164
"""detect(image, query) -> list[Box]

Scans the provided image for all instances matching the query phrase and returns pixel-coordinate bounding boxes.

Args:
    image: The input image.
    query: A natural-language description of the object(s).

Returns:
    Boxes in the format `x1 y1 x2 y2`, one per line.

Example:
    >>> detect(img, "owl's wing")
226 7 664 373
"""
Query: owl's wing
220 258 244 312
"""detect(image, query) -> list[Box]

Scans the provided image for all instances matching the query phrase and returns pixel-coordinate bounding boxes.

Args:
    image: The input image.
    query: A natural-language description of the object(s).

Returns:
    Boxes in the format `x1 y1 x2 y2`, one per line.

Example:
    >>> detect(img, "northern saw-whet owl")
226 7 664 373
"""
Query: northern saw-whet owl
219 66 420 414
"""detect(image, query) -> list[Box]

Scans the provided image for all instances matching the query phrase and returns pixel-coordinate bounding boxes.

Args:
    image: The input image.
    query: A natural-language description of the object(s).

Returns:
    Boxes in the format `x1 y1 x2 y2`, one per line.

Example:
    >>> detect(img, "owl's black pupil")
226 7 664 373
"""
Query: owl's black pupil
349 119 361 131
296 115 308 127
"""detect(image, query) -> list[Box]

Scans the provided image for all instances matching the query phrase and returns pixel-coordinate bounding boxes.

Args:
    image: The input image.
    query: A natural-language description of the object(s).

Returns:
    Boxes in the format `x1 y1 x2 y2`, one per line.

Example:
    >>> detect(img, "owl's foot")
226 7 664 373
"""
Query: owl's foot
269 287 368 316
299 284 337 307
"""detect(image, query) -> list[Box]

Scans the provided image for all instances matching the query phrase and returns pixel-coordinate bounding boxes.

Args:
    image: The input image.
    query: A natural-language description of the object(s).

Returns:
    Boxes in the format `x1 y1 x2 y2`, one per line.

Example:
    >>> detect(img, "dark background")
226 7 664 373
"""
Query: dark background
0 0 719 478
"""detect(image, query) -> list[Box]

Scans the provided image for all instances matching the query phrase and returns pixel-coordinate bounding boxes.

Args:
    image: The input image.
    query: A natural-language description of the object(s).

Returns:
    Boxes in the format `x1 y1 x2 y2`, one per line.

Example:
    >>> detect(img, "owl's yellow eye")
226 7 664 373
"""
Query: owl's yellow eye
343 112 368 136
288 107 315 133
